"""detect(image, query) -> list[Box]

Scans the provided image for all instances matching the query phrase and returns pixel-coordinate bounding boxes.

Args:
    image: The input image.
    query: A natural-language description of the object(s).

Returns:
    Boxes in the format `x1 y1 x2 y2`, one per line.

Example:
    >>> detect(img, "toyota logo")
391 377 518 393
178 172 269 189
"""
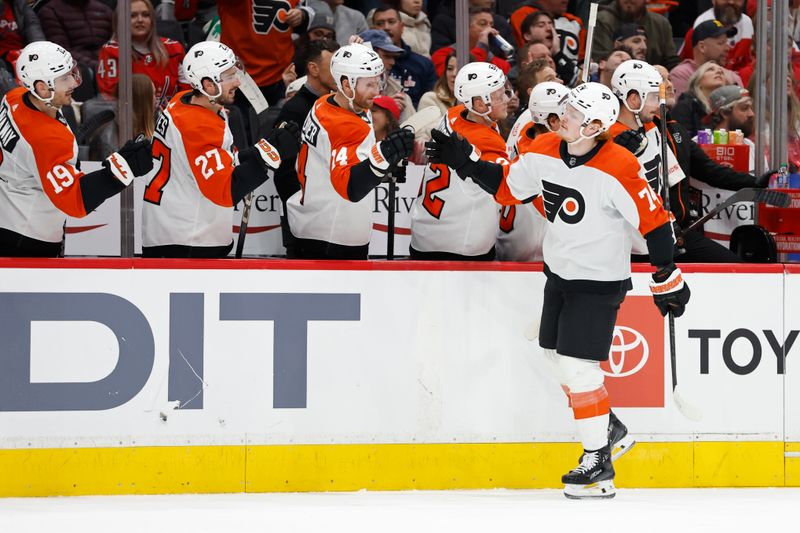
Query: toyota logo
603 326 649 378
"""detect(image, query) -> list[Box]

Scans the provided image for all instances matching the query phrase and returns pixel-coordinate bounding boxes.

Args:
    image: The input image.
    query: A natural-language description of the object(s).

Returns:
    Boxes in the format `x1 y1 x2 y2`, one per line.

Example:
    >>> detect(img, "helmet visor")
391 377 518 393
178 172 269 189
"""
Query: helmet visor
53 64 82 93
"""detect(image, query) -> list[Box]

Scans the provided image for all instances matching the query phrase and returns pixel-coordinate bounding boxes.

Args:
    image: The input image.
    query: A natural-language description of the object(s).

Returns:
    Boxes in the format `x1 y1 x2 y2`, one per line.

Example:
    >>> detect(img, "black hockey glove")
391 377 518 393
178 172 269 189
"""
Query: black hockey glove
104 138 154 186
266 121 302 161
425 128 479 176
649 263 691 317
369 128 414 173
614 129 648 157
754 168 780 188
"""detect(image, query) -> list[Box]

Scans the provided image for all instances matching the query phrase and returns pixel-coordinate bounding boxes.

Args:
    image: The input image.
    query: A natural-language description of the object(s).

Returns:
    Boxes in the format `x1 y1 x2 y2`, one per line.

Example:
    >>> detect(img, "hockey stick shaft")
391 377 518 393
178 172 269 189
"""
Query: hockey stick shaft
387 179 396 260
235 193 253 258
659 88 678 392
581 3 598 84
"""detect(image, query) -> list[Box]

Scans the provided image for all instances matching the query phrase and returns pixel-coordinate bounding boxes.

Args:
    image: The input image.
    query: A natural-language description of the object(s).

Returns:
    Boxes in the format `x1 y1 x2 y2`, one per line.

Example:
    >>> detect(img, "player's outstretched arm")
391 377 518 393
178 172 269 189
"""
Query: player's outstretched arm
336 129 414 202
425 129 505 196
231 121 302 204
81 138 154 213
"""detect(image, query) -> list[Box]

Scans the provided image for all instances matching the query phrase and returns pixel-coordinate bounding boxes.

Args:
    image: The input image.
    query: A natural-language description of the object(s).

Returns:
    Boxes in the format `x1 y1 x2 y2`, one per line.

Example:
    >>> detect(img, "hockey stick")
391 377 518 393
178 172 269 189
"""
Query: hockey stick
685 188 790 234
235 72 270 258
659 84 702 422
581 3 599 84
73 109 115 146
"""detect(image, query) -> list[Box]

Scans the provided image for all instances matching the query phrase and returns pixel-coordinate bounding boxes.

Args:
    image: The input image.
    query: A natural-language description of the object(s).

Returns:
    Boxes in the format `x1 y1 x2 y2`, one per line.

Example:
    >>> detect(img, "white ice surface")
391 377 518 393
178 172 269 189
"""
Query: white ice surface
0 489 797 533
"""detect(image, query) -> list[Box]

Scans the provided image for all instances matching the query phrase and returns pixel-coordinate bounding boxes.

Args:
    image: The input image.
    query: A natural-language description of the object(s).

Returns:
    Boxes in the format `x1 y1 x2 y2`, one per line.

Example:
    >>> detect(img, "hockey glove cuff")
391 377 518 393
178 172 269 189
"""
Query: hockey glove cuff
254 138 282 170
425 128 480 176
614 129 648 157
105 138 153 186
650 263 691 317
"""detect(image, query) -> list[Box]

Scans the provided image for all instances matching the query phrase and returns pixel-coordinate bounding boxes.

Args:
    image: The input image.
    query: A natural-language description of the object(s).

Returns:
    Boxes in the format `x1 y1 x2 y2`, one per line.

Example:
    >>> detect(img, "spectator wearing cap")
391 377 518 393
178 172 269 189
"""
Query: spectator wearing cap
292 13 337 76
372 95 401 140
273 38 340 257
309 0 369 46
679 0 754 69
359 28 416 122
670 19 742 98
593 0 680 69
597 49 631 89
705 85 756 170
430 7 511 78
369 6 436 108
671 61 728 137
613 23 646 61
430 0 513 55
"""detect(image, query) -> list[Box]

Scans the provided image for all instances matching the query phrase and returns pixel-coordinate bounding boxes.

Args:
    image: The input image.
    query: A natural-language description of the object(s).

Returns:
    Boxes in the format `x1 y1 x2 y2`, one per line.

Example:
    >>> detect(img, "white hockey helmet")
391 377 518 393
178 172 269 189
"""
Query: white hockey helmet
330 43 384 96
16 41 80 105
454 62 506 117
565 82 620 140
611 59 662 113
528 81 569 130
183 41 241 101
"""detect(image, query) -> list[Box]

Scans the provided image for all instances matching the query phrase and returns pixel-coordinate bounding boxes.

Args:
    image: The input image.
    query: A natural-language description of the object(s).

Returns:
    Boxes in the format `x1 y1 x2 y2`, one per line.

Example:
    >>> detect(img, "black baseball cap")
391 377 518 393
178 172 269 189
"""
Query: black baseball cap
692 19 737 47
613 23 646 42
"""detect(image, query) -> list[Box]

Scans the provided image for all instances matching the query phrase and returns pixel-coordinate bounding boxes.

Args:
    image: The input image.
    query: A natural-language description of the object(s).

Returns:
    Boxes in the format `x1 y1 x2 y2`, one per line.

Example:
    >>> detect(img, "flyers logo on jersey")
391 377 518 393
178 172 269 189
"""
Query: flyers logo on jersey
601 296 665 408
541 180 584 224
253 0 293 34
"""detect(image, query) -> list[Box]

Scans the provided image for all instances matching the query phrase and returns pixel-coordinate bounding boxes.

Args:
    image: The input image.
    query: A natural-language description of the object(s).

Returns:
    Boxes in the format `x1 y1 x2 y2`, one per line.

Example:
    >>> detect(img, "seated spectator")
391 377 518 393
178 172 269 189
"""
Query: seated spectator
430 0 513 55
370 6 437 108
309 0 369 46
670 19 741 98
0 0 45 77
415 53 457 142
597 49 631 89
526 42 557 71
706 85 755 168
372 95 401 140
671 61 727 137
680 0 754 72
292 13 336 76
736 33 800 100
96 0 187 100
509 0 585 68
613 23 646 61
746 73 800 172
38 0 112 73
396 0 432 58
431 7 511 77
498 78 520 138
593 0 680 69
359 29 416 122
516 58 562 105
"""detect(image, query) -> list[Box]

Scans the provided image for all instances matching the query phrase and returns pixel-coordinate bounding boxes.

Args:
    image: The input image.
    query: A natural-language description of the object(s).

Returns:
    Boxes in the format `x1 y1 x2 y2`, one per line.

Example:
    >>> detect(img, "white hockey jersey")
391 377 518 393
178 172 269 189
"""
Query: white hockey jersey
497 113 547 262
496 132 672 282
0 88 95 243
142 91 239 248
410 105 508 257
287 95 377 247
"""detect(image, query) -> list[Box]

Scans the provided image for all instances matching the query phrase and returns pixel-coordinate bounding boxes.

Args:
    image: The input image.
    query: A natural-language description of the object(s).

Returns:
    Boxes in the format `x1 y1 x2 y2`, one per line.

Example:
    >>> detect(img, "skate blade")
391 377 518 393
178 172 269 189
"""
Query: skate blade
563 480 616 500
611 435 636 462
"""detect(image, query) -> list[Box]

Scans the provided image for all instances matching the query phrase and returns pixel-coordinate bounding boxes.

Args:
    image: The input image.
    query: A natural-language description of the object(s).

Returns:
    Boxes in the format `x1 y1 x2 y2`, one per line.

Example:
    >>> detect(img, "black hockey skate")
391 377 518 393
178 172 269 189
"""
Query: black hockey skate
563 445 615 499
608 410 636 462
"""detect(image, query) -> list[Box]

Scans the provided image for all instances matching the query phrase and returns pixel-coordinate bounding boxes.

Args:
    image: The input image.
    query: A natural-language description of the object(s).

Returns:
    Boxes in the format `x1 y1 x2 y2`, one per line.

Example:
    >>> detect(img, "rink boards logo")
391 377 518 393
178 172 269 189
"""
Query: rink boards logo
541 180 584 224
601 296 665 408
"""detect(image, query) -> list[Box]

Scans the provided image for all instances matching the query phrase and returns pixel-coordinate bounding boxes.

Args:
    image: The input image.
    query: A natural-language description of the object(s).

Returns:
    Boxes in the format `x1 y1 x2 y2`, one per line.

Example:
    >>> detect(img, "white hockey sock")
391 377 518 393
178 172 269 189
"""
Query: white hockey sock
575 413 610 451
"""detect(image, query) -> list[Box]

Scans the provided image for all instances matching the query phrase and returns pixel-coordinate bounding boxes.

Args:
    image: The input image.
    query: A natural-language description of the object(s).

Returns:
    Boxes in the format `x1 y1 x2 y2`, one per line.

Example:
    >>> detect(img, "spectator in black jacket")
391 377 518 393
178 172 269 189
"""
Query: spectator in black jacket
273 38 339 257
370 5 437 108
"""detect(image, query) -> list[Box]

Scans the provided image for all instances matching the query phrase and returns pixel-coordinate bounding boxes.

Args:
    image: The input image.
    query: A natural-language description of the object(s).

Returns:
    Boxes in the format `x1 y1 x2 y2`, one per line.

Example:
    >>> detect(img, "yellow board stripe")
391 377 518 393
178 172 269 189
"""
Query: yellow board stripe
0 442 794 497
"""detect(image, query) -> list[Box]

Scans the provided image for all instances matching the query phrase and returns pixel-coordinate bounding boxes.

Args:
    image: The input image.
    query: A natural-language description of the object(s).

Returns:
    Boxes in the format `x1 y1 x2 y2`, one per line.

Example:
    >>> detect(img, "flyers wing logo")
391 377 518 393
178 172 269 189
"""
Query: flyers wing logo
541 180 585 224
253 0 293 34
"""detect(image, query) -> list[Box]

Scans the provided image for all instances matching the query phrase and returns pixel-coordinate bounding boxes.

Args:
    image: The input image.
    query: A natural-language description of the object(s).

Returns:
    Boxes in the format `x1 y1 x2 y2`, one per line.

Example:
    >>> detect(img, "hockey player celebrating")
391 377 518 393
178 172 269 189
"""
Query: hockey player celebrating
141 41 301 258
409 62 510 260
497 81 568 262
0 41 153 257
286 43 414 260
426 82 690 499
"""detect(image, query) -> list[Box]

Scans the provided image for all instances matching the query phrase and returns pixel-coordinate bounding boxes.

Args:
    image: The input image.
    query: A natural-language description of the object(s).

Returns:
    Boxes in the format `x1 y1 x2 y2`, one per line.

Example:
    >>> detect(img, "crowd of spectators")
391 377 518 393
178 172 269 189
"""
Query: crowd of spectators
1 0 800 259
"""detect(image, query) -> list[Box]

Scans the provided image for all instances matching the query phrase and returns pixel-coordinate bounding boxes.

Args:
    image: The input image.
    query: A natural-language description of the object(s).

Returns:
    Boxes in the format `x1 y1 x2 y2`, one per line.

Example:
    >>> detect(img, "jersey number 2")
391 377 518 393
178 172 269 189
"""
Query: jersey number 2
421 165 451 219
143 139 172 205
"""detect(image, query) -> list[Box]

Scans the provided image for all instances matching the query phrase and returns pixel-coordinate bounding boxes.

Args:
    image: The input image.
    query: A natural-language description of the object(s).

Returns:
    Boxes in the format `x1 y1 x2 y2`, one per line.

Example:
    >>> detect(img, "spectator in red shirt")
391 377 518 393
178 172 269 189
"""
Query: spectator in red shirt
431 7 511 77
96 0 188 100
0 0 45 75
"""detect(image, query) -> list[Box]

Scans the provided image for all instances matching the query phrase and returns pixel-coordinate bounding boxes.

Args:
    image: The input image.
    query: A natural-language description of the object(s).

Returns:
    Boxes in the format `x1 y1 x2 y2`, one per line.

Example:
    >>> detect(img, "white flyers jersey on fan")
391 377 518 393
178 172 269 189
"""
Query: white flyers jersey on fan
410 105 508 257
287 95 376 247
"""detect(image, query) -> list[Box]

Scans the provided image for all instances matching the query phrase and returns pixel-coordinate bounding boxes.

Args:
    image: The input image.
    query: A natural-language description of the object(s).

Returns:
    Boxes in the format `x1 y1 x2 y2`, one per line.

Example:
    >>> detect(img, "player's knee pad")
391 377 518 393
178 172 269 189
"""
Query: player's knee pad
557 355 609 419
542 348 566 385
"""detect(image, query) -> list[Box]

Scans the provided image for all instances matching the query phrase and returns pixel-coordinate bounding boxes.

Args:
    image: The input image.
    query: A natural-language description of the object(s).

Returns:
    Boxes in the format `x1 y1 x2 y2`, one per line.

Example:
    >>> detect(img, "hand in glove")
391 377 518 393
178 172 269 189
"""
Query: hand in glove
755 168 781 188
264 121 302 162
650 263 691 317
369 128 414 173
425 128 480 176
614 129 648 157
105 138 154 186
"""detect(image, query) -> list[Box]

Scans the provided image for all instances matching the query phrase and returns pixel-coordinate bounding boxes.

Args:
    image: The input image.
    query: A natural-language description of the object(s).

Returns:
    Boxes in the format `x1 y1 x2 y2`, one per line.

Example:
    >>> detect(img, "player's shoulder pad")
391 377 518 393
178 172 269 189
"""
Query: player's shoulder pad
598 141 642 176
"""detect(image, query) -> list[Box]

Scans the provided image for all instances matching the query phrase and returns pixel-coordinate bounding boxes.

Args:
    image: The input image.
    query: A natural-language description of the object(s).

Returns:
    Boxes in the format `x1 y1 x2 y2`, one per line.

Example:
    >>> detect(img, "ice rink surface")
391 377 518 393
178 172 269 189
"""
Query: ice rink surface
0 488 797 533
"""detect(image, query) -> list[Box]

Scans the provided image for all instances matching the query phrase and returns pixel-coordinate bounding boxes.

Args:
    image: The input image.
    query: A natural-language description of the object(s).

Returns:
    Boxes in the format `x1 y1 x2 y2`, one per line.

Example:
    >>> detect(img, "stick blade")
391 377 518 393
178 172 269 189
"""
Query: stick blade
400 106 441 133
673 386 703 421
755 189 791 208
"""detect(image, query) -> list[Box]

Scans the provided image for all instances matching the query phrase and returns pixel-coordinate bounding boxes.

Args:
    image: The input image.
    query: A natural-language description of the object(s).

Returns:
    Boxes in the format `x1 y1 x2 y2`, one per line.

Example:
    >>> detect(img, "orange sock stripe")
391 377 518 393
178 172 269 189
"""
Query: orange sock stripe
570 386 610 420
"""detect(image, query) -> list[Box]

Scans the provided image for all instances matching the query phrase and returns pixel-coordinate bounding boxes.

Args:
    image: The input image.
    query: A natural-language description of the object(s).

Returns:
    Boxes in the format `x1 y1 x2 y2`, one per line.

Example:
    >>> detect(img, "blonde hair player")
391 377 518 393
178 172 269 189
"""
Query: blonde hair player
426 82 691 499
